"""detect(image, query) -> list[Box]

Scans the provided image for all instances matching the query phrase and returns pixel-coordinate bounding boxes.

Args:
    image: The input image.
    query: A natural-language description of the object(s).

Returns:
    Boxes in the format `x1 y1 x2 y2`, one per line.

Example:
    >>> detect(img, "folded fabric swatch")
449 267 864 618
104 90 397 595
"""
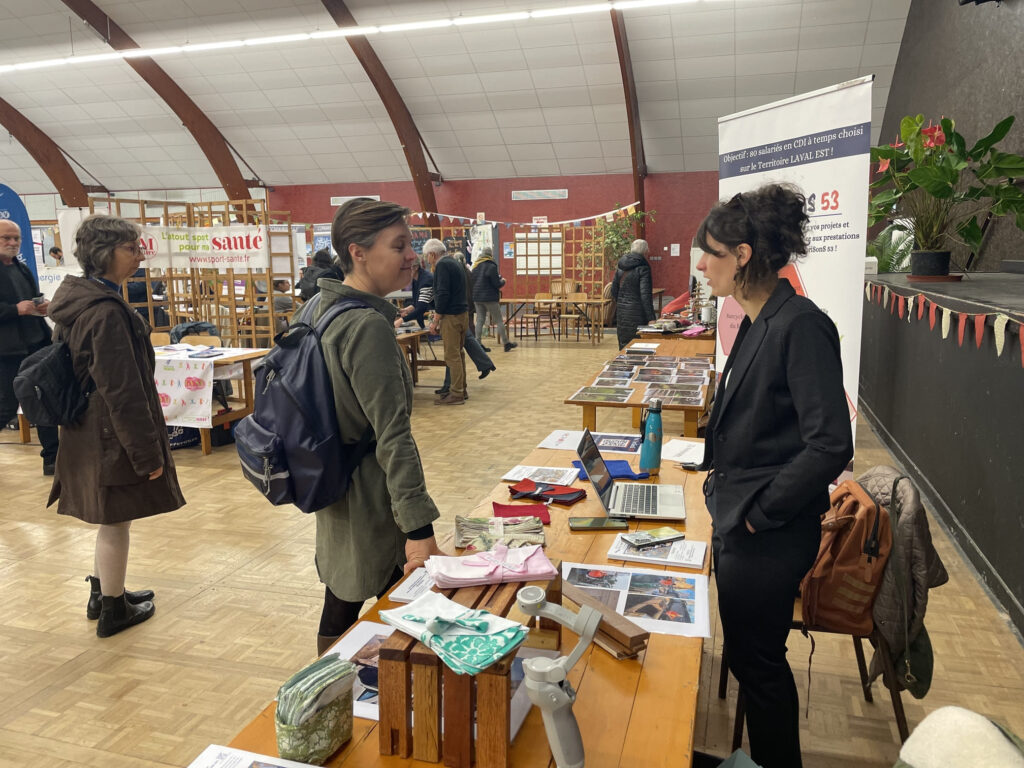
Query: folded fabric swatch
571 459 649 481
276 655 356 726
378 591 526 675
492 501 551 524
509 478 586 505
682 324 707 337
425 543 558 589
454 515 545 552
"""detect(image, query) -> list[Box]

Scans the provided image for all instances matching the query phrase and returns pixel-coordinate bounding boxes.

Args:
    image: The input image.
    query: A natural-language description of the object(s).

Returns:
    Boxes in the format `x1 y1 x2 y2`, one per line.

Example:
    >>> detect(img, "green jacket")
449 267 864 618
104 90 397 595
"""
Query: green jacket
312 281 440 601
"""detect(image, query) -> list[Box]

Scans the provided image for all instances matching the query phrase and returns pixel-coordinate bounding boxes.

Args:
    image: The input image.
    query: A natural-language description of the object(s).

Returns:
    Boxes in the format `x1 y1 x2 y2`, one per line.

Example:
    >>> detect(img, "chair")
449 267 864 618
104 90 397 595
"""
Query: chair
179 334 222 347
720 599 910 750
520 293 560 340
150 331 171 346
558 292 591 341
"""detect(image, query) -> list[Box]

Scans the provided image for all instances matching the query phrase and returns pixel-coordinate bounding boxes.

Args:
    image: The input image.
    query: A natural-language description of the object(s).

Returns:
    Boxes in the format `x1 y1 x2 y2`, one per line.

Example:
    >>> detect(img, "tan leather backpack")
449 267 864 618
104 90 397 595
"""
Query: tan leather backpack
801 480 893 635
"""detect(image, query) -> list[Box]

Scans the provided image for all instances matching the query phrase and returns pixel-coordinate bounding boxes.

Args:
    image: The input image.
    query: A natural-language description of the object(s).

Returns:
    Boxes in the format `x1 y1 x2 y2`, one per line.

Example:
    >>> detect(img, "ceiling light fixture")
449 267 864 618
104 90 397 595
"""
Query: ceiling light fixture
453 12 531 26
0 0 720 75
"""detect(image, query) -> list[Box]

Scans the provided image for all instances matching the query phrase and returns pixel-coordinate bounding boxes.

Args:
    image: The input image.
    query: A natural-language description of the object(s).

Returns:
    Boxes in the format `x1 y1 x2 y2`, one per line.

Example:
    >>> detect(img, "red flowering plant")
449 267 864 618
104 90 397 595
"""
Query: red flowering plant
868 115 1024 263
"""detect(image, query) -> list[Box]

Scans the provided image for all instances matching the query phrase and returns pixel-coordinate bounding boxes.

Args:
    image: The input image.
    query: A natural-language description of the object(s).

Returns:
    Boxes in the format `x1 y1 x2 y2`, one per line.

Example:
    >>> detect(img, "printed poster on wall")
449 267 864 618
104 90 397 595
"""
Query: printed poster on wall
716 75 871 448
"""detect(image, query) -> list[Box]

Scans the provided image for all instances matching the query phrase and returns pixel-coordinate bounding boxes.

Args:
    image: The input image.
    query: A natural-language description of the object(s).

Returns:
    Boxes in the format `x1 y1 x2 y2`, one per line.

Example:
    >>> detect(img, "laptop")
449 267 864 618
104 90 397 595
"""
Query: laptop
575 429 686 520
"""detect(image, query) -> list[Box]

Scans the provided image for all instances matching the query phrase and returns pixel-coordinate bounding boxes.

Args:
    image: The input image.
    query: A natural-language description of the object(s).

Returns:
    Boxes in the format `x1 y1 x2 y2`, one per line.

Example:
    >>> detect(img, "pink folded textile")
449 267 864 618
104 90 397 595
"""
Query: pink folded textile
425 544 557 588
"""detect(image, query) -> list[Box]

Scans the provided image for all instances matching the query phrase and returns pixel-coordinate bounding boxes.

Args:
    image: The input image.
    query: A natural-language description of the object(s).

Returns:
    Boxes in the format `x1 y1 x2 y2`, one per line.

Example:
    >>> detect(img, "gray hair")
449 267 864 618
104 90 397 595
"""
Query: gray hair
631 239 649 255
421 238 446 256
75 215 141 278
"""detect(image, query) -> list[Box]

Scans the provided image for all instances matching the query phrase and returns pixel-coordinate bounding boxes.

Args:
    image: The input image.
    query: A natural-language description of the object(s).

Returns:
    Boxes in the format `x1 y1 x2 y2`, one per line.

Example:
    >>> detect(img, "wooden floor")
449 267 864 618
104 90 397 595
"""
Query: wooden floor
1 332 1022 768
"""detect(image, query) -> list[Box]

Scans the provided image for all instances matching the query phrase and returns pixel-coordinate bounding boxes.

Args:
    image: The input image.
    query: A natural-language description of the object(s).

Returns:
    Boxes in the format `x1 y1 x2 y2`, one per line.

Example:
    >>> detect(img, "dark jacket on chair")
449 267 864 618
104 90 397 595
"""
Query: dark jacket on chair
700 278 853 539
611 252 655 333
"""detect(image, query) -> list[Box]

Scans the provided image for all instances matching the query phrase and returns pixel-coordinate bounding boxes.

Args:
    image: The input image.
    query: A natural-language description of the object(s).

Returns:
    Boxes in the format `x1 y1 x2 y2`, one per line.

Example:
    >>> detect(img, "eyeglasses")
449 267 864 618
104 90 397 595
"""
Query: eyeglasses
117 242 144 255
0 235 22 242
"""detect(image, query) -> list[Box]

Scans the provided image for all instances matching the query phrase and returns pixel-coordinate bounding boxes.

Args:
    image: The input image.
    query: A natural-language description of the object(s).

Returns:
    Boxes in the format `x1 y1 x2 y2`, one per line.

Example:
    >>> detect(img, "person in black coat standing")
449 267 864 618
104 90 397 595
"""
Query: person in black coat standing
696 185 853 768
610 239 655 349
0 220 59 475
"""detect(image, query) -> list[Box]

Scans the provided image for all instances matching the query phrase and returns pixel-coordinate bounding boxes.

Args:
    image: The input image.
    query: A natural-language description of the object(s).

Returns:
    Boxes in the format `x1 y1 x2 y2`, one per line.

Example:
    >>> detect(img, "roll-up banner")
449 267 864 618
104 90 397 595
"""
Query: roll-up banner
716 75 872 449
0 184 36 280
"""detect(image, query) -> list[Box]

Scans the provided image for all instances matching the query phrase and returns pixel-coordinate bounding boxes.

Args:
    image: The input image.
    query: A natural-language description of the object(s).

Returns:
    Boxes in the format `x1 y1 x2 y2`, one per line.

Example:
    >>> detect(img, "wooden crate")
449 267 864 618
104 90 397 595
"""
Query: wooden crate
378 574 562 768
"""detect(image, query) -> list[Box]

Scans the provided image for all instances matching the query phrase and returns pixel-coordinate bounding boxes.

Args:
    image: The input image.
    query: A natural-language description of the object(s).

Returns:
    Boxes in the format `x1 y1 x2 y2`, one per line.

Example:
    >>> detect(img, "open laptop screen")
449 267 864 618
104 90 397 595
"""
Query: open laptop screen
576 429 615 513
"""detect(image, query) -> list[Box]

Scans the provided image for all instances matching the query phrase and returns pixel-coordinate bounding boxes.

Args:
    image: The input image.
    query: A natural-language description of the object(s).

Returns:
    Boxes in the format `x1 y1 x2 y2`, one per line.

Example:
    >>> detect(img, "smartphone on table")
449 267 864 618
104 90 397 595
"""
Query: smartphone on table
568 516 629 531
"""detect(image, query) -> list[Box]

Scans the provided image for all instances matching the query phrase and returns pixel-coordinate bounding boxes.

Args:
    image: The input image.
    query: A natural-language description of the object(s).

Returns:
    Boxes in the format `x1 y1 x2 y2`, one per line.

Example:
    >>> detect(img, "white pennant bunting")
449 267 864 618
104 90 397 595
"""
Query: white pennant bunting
865 284 871 301
906 295 914 322
994 314 1010 356
883 286 890 308
941 307 951 339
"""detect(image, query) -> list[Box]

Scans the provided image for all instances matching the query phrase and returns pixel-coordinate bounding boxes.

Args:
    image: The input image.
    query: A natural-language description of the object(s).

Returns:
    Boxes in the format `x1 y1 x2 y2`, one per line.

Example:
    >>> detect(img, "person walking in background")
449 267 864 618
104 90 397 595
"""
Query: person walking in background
435 253 496 399
308 198 445 653
0 219 59 476
696 185 853 768
471 246 516 352
611 238 656 349
298 248 344 301
424 239 468 406
47 215 186 637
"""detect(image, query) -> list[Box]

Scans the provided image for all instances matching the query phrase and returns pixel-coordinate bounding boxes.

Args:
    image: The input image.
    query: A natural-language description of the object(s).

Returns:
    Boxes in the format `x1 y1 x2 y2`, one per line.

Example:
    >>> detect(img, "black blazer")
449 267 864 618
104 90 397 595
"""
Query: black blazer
0 259 49 357
701 279 853 537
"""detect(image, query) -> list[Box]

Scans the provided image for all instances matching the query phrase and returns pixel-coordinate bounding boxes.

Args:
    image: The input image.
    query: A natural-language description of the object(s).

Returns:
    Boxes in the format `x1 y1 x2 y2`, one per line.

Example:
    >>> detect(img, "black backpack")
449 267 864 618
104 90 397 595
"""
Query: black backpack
298 266 329 301
234 294 378 513
14 341 91 427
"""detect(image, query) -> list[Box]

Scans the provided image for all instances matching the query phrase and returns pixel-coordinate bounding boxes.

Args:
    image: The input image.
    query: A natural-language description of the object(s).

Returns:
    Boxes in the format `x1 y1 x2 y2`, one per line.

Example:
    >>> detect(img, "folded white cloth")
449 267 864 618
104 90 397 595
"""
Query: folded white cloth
378 591 526 675
425 543 557 589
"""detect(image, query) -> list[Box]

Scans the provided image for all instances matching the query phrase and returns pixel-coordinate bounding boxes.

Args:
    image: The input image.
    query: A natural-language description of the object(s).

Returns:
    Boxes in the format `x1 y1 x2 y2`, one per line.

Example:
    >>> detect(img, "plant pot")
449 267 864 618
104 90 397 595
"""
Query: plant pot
910 250 951 276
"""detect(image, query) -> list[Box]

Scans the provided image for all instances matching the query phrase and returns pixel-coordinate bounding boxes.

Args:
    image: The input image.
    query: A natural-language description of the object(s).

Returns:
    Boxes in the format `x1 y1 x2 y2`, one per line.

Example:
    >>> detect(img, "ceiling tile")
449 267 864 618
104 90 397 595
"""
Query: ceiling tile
645 137 683 156
537 87 593 108
645 155 685 173
735 3 802 33
683 135 719 155
542 106 596 126
488 90 540 111
597 123 629 141
643 119 682 139
793 68 861 92
470 160 517 177
736 51 798 76
861 42 901 67
507 144 556 161
460 145 507 162
511 160 557 177
630 37 676 62
675 55 736 80
870 0 912 20
678 77 735 100
639 100 681 121
798 22 867 50
478 70 534 92
557 158 606 175
547 123 598 143
634 59 677 82
430 74 484 96
456 128 505 146
553 141 602 159
500 126 551 144
735 73 795 97
734 28 799 55
684 153 719 172
798 46 863 71
492 109 546 128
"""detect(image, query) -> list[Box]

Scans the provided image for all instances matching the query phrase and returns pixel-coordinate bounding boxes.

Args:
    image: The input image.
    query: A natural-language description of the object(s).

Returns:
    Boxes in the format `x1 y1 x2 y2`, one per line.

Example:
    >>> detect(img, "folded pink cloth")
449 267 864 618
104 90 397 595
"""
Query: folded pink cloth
425 544 557 588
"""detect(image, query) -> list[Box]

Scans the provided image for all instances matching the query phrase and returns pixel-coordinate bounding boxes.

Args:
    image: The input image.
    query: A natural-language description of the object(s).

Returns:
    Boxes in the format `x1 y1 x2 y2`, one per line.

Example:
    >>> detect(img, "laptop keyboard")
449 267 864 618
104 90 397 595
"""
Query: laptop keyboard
620 484 658 515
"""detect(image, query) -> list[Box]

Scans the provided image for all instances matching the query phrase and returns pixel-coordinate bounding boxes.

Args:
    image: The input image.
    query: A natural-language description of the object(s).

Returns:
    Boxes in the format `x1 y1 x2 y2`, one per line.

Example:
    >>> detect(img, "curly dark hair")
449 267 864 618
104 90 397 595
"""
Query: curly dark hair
695 184 809 291
74 215 141 279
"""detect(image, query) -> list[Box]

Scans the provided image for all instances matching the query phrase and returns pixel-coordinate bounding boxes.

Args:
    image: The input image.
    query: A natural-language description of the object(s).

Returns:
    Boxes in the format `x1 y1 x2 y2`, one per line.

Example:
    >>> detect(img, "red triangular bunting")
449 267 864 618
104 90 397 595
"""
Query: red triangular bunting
875 285 882 303
957 312 968 346
898 296 906 319
917 294 926 320
974 314 986 348
929 301 937 330
890 292 897 314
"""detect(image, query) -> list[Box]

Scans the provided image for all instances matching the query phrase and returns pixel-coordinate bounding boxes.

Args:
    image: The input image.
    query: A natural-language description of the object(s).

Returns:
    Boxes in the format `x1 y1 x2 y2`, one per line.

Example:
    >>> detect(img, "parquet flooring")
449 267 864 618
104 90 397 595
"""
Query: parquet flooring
1 333 1022 767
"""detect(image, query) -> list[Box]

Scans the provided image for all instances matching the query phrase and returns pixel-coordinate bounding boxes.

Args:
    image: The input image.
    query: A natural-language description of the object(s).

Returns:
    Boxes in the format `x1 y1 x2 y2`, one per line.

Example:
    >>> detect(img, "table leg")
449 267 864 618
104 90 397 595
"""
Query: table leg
409 338 420 385
18 414 30 444
683 410 698 438
581 405 597 431
200 428 212 455
242 360 254 411
631 408 642 429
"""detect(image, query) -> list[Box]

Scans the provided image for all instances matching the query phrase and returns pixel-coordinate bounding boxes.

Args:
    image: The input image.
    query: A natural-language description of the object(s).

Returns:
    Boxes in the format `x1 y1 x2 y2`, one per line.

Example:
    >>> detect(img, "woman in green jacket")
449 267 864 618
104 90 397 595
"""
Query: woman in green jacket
312 198 445 655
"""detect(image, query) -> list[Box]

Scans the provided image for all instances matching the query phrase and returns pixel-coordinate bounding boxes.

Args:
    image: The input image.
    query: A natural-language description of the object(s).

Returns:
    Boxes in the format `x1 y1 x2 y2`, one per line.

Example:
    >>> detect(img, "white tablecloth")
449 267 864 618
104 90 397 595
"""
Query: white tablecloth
153 345 261 428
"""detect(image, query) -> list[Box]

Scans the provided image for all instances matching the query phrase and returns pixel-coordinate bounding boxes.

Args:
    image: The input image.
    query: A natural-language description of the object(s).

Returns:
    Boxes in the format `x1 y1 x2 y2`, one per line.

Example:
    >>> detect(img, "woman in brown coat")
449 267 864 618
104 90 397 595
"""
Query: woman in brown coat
48 215 185 638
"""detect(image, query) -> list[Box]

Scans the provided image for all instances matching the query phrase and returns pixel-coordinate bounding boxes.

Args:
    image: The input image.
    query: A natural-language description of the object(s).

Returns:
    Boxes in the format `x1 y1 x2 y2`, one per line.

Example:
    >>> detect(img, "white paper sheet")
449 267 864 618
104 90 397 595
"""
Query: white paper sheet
186 745 316 768
502 465 580 485
389 567 436 604
561 562 711 638
661 439 705 465
537 430 643 454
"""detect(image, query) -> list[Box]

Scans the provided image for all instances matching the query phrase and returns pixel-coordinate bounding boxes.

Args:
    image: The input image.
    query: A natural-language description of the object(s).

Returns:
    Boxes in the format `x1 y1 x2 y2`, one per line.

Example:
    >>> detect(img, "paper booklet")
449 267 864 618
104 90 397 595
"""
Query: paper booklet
186 745 317 768
389 567 436 604
661 438 705 465
501 465 580 485
606 534 708 570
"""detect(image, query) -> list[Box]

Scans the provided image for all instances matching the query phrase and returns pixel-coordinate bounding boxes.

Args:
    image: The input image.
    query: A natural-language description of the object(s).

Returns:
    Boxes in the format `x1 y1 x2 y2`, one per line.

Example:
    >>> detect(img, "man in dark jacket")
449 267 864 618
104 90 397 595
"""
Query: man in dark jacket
425 239 468 406
470 247 516 352
298 249 344 301
0 220 59 474
610 239 656 349
398 257 433 328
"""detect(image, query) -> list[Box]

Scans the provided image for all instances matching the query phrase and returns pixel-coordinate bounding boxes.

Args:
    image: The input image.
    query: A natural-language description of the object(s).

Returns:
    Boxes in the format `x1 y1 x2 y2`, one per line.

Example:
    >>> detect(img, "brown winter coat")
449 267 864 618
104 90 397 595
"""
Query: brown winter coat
46 276 185 524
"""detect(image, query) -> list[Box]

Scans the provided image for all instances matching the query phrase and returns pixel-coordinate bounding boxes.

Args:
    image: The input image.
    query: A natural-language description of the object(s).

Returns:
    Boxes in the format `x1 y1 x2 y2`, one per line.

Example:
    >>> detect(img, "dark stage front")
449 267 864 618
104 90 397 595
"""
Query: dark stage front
860 273 1024 635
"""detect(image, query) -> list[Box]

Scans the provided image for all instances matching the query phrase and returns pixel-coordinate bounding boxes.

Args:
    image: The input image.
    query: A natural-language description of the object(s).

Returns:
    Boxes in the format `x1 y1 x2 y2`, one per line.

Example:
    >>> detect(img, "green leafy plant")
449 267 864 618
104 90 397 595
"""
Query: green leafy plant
868 115 1024 266
867 222 914 273
582 205 657 268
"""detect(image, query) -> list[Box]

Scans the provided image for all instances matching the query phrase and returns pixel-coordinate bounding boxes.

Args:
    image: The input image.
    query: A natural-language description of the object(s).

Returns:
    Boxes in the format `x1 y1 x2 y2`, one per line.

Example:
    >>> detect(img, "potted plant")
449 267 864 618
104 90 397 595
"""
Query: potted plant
868 115 1024 276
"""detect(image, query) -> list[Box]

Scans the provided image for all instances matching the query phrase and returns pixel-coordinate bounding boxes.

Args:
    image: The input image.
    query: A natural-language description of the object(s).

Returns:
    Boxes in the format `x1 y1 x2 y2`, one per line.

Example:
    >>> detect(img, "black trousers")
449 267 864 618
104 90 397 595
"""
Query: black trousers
713 512 819 768
0 342 59 463
318 566 404 637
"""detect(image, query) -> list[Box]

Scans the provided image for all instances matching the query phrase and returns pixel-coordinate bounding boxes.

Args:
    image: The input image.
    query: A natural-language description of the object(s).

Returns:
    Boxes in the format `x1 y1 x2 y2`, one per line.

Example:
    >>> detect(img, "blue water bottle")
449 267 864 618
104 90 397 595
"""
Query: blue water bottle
639 398 663 477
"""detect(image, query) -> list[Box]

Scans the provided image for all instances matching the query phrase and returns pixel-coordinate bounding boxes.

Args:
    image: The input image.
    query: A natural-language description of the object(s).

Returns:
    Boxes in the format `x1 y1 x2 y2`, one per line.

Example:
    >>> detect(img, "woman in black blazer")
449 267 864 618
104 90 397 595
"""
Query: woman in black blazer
696 185 853 768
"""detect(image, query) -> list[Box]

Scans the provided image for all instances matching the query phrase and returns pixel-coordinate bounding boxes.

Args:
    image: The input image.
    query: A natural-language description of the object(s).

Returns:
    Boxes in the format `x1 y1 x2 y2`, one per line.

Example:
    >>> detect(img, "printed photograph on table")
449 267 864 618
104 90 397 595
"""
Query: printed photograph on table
537 430 643 453
591 378 634 388
623 593 694 624
634 374 677 384
645 356 682 364
645 384 702 395
324 621 396 720
566 567 632 591
639 367 677 377
598 369 635 379
663 396 704 407
570 387 633 403
603 362 638 371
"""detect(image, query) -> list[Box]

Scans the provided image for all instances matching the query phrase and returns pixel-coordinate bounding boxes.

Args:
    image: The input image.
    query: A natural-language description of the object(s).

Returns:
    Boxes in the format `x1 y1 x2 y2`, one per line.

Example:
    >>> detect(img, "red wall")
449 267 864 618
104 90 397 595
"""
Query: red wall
269 171 720 298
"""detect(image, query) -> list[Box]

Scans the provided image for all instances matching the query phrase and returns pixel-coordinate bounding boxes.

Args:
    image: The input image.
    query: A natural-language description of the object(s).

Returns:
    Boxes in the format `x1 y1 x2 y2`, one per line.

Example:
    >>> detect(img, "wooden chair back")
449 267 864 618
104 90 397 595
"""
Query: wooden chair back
180 334 223 347
150 331 171 346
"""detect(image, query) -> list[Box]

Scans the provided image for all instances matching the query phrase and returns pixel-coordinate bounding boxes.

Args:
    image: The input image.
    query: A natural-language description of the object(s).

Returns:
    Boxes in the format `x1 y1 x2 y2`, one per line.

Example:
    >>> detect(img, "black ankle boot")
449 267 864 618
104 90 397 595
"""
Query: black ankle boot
86 575 155 620
96 593 155 638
